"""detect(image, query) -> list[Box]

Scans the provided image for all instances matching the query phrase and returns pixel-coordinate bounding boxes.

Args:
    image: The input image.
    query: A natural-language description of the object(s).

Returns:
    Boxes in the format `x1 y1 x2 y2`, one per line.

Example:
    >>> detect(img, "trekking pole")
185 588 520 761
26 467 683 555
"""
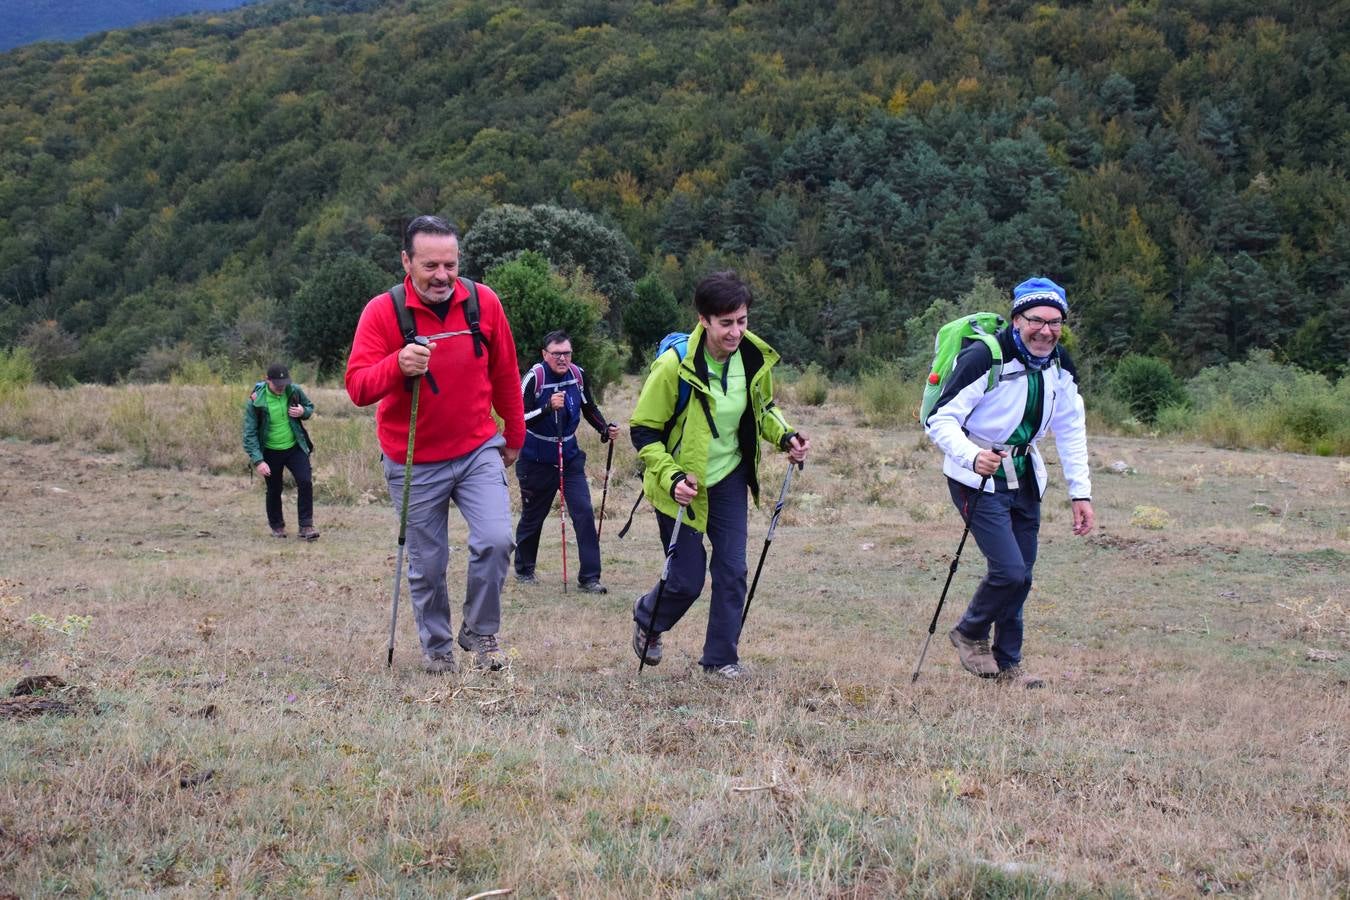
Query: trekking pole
638 503 685 675
595 433 616 542
555 409 568 594
387 347 427 668
740 458 803 628
910 472 991 683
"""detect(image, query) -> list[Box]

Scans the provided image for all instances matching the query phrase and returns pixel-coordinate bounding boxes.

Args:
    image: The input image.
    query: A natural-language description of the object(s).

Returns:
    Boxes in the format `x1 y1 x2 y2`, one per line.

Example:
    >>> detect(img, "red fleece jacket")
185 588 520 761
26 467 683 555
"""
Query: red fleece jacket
345 276 525 463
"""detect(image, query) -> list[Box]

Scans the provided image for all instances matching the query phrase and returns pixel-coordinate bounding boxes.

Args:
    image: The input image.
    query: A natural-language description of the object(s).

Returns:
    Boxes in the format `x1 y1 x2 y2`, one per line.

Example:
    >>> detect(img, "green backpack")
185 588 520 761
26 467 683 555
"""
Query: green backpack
918 312 1006 424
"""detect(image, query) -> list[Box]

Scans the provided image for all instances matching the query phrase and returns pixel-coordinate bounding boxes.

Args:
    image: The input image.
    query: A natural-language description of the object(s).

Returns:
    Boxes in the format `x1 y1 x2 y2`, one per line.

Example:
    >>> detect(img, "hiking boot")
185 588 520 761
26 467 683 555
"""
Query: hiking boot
577 579 608 594
631 599 662 665
995 666 1044 689
270 526 287 539
457 627 505 671
702 662 750 681
515 572 537 585
422 653 458 675
948 627 999 677
298 525 320 542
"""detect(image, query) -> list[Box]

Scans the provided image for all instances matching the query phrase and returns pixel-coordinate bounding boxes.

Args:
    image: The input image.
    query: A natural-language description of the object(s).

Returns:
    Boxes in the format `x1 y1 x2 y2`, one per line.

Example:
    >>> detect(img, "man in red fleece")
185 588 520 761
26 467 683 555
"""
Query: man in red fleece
346 215 525 673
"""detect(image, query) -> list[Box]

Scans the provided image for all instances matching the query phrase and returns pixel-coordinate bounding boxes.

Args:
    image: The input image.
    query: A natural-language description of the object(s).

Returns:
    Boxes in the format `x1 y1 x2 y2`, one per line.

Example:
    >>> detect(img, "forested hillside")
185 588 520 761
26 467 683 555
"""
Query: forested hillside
1 0 1346 385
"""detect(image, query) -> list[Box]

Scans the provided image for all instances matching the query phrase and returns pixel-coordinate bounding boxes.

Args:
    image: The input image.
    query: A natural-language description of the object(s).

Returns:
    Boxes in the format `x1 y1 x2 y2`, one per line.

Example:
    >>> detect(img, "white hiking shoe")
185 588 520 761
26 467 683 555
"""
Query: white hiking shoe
702 662 750 681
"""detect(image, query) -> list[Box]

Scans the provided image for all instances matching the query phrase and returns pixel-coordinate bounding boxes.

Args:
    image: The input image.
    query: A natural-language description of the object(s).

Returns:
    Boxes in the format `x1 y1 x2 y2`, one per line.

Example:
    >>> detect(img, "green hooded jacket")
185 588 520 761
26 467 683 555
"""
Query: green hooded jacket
242 381 315 465
629 323 794 532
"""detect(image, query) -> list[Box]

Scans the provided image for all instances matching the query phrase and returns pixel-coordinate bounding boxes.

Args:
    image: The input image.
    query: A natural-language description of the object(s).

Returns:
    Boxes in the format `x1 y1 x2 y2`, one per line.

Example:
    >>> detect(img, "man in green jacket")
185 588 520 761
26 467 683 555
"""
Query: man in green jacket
242 363 318 540
629 271 810 680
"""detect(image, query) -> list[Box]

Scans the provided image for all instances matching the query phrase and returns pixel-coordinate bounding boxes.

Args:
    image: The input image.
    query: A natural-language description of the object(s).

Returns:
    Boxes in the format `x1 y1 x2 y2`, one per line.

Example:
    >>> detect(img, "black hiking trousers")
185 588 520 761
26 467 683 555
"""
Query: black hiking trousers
262 444 313 529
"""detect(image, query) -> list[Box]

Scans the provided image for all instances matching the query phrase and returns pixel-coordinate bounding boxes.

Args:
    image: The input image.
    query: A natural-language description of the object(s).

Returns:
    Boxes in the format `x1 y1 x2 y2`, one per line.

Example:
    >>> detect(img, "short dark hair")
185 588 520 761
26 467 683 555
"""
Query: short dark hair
541 330 572 350
403 215 459 256
694 270 752 318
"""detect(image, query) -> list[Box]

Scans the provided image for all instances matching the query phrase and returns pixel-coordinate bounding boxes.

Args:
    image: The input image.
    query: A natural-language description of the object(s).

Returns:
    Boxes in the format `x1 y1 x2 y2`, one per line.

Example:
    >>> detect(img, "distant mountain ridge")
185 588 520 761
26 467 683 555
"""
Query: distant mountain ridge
0 0 256 52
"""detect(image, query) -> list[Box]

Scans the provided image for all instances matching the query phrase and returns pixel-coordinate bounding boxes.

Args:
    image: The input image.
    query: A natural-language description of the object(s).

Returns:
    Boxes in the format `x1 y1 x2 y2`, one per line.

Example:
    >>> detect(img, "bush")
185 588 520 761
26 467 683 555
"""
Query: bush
0 346 34 391
21 320 79 386
856 366 910 424
1187 350 1298 411
287 254 391 375
1257 372 1350 455
1153 403 1191 435
1108 354 1186 423
792 363 830 406
1183 353 1350 454
622 273 686 372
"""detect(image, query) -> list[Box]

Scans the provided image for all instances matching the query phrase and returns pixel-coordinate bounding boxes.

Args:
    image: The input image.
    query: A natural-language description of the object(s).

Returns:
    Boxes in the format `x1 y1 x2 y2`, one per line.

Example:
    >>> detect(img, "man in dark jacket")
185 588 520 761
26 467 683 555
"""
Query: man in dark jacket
514 330 619 593
242 363 318 540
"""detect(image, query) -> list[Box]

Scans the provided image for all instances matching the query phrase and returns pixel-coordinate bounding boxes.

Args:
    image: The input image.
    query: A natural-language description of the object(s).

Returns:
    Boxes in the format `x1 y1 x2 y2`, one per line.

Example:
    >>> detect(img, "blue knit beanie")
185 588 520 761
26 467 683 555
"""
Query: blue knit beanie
1011 276 1068 318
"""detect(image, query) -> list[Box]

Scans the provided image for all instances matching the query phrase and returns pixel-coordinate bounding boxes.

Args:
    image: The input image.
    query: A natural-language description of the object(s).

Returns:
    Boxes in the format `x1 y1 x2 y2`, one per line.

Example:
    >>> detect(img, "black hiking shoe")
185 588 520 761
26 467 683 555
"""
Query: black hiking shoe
515 572 538 585
578 579 608 594
298 525 320 541
270 526 287 539
631 598 662 665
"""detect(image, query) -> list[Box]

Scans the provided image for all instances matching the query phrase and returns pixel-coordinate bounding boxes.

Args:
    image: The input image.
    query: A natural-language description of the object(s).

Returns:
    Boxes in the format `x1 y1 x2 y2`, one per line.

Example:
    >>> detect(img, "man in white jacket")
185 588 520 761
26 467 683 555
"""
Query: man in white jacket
923 276 1095 688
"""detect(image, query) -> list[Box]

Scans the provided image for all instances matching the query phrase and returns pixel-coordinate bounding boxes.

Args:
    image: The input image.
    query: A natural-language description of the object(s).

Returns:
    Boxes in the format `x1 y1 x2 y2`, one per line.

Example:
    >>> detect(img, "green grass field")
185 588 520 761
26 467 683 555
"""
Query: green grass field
1 381 1347 897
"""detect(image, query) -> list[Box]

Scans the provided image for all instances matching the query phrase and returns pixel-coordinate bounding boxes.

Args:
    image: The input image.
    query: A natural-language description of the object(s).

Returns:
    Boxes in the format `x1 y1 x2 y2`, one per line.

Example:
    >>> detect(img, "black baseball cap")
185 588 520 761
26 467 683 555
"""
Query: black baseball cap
266 363 291 385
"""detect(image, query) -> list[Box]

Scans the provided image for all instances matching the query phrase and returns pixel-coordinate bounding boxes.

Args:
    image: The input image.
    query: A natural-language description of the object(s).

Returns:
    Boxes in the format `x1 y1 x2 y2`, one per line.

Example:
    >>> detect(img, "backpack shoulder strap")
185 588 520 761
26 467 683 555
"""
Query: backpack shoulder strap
973 332 1003 393
569 362 584 394
388 284 416 344
529 362 547 399
459 277 485 358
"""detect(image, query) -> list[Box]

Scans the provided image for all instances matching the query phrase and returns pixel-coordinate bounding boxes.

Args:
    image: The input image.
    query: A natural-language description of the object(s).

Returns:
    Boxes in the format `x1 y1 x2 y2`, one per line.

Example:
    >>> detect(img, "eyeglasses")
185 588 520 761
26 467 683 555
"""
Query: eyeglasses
546 350 573 359
1020 314 1064 332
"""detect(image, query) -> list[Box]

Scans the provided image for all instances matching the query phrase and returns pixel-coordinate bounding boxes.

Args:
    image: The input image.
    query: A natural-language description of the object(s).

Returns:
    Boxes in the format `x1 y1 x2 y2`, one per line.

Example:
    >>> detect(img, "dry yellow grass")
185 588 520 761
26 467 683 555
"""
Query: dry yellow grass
1 380 1347 896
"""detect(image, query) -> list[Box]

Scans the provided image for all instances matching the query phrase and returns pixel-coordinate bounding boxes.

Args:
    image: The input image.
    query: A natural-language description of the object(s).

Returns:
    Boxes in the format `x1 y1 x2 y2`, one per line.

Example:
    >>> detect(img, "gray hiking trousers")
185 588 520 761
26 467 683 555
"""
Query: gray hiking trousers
383 435 514 658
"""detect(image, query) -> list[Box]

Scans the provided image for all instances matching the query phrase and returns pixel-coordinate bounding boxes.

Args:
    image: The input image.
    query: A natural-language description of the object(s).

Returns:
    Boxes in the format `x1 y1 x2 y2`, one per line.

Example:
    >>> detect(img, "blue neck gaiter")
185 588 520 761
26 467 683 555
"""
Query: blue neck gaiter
1012 328 1054 371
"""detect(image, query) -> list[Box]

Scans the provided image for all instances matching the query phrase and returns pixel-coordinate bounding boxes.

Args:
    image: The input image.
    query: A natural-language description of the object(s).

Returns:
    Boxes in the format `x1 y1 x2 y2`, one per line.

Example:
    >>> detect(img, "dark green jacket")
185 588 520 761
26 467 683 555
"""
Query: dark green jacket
242 381 314 464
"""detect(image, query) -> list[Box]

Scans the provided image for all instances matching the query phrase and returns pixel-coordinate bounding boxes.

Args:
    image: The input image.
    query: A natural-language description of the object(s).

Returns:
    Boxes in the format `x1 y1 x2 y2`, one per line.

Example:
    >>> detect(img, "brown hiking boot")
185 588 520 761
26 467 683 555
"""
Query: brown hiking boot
995 666 1044 689
457 627 506 671
422 653 458 675
948 627 999 677
298 525 320 541
632 598 662 665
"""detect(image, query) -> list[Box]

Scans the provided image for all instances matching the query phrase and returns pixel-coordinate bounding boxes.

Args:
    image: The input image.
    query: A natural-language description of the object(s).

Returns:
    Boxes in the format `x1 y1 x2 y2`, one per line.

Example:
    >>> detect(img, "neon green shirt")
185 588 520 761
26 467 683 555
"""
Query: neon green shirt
702 349 747 488
263 388 296 451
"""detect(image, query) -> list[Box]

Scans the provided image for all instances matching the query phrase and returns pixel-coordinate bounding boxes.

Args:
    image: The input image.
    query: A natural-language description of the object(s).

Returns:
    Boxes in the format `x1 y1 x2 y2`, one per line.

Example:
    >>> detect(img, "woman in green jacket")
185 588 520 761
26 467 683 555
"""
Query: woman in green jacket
629 271 810 679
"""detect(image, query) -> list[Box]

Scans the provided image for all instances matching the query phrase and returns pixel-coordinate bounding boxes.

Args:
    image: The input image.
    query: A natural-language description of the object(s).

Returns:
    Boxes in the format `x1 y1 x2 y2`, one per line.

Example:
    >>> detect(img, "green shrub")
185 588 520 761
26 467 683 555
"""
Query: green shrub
0 346 35 391
1187 350 1299 411
21 320 79 386
793 363 830 406
1083 390 1139 435
1257 372 1350 454
1109 354 1186 423
857 366 909 424
1153 403 1191 435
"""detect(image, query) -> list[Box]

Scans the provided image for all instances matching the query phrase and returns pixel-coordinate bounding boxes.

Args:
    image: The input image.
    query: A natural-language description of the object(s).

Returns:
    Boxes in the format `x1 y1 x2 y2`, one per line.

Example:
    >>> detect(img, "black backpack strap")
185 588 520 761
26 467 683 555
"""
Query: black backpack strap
616 492 646 539
388 284 417 344
388 283 439 394
459 277 486 358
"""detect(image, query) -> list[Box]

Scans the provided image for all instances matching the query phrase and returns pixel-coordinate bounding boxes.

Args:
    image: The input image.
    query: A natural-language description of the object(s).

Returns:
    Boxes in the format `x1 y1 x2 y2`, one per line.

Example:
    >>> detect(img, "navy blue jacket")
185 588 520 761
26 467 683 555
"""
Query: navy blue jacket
520 362 610 465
